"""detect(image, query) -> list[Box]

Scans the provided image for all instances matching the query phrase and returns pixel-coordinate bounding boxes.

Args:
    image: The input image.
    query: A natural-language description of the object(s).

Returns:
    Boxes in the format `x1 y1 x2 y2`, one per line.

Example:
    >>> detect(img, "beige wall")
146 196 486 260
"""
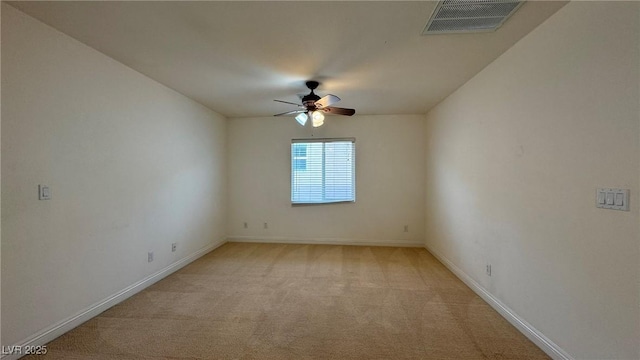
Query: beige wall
228 115 425 246
1 4 227 346
0 3 3 346
424 2 639 359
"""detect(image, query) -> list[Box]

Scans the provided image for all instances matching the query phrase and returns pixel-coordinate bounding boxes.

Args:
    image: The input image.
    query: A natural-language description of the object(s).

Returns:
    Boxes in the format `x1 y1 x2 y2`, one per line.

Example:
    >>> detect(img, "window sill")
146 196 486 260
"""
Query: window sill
291 200 356 207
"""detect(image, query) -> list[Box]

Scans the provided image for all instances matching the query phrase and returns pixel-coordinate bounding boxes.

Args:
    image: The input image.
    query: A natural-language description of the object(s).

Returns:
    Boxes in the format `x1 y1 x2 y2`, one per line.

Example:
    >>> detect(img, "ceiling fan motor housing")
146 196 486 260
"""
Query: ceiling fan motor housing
302 81 321 110
302 93 320 110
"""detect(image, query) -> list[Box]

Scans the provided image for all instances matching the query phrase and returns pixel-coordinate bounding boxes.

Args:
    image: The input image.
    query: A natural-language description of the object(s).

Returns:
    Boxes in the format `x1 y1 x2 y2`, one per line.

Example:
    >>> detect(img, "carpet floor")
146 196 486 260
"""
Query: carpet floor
25 242 549 359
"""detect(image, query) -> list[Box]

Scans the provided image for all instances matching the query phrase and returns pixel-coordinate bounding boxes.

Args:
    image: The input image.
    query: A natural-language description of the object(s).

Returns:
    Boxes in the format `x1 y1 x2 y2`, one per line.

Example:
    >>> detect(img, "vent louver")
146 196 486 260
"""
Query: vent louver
423 0 524 34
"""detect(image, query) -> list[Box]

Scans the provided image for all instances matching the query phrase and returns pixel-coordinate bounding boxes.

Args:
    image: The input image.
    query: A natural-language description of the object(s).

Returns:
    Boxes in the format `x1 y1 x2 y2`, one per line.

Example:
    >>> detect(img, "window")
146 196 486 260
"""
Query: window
291 138 355 204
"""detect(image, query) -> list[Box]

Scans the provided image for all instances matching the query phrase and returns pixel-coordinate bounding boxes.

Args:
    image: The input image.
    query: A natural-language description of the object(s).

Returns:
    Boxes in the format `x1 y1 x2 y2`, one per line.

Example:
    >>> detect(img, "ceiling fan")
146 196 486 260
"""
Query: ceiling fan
273 81 356 127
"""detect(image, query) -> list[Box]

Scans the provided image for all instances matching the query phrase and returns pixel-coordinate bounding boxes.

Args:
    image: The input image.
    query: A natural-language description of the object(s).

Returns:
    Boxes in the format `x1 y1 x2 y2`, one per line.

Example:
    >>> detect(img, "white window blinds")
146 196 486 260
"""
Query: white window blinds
291 138 355 204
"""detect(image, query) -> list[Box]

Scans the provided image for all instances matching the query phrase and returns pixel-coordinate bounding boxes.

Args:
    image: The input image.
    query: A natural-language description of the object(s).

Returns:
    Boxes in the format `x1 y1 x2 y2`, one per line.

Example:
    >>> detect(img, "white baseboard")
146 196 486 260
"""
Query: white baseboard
424 243 573 360
1 238 227 360
228 236 424 248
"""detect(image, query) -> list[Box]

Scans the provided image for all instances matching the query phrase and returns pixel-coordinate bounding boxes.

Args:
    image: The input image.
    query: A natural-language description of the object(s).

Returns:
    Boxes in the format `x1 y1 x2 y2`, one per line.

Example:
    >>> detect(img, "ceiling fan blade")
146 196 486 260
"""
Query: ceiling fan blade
274 109 305 117
274 99 303 107
315 94 340 109
322 107 355 116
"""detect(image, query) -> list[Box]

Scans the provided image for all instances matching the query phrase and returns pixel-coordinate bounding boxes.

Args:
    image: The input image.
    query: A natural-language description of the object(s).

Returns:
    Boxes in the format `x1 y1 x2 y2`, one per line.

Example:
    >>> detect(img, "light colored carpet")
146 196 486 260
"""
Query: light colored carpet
25 242 549 359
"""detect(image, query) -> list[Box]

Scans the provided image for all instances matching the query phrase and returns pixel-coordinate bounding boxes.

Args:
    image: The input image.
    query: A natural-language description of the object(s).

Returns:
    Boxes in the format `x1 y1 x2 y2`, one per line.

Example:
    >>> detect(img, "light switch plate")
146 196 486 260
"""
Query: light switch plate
596 188 629 211
38 185 51 200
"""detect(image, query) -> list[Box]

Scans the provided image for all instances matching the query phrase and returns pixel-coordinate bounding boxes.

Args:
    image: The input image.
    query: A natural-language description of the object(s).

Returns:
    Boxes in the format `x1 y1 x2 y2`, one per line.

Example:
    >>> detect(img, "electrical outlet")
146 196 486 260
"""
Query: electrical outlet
263 222 268 229
486 264 492 276
403 225 409 233
171 243 177 252
148 252 154 262
243 222 248 229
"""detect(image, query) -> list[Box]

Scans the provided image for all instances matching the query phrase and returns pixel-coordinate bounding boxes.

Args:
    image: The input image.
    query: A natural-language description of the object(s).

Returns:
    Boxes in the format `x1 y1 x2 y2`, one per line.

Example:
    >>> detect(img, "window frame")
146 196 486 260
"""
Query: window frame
290 137 356 206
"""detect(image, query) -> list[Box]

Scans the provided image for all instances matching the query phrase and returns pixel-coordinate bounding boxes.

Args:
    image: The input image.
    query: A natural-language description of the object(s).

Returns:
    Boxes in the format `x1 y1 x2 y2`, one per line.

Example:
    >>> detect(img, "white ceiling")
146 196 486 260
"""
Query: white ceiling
9 1 567 118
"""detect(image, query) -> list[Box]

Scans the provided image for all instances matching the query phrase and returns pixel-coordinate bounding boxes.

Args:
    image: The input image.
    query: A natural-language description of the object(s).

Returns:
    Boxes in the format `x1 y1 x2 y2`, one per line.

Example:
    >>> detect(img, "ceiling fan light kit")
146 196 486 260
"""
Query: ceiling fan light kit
274 80 355 127
311 111 325 127
295 112 308 126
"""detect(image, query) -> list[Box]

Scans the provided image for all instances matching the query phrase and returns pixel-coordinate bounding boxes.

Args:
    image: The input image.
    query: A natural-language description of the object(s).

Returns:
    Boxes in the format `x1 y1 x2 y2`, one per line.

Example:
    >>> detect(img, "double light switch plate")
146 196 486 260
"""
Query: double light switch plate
38 184 51 200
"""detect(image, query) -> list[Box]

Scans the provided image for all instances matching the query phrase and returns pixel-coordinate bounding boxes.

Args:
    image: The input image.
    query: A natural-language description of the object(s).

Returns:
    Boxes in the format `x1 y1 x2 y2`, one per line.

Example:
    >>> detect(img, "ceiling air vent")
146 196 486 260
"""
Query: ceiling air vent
422 0 525 35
